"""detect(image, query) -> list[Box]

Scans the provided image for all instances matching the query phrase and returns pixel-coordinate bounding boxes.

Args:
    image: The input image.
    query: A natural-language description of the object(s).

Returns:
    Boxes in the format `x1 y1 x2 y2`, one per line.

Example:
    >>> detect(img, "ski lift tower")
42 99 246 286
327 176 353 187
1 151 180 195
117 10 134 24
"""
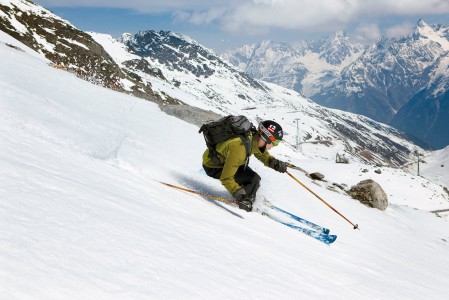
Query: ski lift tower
414 150 422 176
295 119 300 148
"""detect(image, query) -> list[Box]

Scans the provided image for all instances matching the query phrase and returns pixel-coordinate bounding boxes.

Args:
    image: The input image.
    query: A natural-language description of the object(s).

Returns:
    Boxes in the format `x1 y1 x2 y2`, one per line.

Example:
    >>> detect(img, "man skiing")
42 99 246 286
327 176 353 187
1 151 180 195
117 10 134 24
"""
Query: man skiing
202 120 288 212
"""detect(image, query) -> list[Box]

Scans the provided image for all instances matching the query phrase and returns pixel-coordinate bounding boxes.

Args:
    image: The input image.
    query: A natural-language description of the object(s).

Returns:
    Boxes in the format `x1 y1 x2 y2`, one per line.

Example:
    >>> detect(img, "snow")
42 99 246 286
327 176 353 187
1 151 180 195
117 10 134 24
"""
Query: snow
1 0 68 24
3 12 28 34
32 31 54 53
88 32 139 64
0 29 47 61
414 146 449 189
1 35 449 300
417 21 449 51
62 38 89 50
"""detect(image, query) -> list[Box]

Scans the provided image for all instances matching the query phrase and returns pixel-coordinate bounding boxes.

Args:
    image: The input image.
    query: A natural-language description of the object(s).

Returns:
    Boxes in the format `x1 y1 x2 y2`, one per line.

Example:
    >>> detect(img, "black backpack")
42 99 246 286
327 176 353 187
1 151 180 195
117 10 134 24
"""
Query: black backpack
199 115 255 164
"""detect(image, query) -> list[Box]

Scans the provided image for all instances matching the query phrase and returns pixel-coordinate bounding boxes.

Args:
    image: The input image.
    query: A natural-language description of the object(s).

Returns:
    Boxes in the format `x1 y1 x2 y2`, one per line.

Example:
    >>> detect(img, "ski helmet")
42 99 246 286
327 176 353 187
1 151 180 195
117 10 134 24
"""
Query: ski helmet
258 120 283 145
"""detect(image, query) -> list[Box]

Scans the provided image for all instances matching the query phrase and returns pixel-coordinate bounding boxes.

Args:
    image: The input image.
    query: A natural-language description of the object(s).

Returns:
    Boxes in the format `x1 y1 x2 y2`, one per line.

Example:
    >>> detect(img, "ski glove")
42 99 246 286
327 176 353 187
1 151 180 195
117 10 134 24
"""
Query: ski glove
269 157 288 173
233 187 252 212
238 199 253 212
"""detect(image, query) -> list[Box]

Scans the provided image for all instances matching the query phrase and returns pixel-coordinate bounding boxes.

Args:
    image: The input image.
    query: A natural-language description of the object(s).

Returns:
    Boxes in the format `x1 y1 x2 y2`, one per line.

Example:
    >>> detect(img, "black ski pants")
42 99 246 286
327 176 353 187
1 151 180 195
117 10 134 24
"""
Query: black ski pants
203 165 261 202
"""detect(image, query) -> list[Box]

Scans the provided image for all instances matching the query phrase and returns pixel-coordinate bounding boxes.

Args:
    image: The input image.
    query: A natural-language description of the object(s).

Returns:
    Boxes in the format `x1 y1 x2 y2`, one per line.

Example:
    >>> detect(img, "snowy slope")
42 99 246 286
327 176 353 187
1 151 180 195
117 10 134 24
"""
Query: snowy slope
413 146 449 188
2 33 449 299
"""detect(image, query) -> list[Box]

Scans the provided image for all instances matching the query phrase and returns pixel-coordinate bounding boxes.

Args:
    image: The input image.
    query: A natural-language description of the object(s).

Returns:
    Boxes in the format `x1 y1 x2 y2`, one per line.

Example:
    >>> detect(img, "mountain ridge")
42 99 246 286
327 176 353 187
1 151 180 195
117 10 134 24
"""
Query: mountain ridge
223 21 449 149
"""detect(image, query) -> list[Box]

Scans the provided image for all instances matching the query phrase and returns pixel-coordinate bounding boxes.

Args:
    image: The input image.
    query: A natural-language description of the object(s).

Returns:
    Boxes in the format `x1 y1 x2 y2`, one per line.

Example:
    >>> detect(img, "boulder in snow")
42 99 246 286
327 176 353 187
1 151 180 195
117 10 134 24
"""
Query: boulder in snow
310 172 325 181
348 179 388 211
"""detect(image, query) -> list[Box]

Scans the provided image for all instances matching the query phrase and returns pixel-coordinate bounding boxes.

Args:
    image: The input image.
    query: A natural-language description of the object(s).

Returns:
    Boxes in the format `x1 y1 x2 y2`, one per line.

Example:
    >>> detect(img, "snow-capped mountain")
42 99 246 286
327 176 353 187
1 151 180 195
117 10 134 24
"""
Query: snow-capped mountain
120 30 265 91
118 30 269 103
0 0 425 167
390 53 449 149
311 21 449 124
224 21 449 149
221 40 309 94
0 0 162 102
221 32 366 97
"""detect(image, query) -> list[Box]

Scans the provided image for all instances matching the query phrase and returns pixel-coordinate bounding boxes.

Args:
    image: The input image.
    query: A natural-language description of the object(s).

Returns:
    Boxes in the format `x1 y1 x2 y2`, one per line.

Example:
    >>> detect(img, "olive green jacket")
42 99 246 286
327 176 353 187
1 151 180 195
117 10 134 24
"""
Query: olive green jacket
202 134 273 195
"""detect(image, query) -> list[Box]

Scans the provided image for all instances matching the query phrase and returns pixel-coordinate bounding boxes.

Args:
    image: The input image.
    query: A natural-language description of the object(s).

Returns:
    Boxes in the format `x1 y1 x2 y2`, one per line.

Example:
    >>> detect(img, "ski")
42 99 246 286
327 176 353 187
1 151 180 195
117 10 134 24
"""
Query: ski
159 181 336 244
263 200 330 234
260 210 337 245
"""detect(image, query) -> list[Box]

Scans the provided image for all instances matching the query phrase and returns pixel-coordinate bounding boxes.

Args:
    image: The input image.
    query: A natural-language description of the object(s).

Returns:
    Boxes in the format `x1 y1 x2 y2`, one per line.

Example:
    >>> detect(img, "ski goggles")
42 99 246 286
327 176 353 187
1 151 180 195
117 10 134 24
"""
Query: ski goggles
259 126 282 146
271 139 281 146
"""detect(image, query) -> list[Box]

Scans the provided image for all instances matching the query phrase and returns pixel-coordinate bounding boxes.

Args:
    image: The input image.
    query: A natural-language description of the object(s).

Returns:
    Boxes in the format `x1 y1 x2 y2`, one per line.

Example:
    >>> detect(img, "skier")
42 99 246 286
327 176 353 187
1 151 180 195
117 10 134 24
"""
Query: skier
202 120 288 212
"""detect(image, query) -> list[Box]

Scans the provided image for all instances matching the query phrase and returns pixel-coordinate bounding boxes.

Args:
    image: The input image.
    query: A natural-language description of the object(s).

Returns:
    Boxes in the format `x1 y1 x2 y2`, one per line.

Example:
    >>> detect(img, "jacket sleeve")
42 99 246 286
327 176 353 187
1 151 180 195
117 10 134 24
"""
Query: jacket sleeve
254 150 273 166
219 141 247 195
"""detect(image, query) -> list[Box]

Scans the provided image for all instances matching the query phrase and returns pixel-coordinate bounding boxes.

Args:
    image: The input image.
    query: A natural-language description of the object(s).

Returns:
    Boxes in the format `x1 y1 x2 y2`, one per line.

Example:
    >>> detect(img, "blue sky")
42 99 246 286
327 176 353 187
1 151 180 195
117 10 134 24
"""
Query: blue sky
33 1 449 52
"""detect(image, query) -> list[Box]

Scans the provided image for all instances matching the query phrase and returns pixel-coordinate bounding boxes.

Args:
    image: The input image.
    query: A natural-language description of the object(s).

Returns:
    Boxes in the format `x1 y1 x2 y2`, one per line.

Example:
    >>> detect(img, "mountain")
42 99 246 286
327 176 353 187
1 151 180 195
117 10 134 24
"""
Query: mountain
390 54 449 149
119 30 265 90
223 21 449 149
311 21 449 124
221 32 366 97
2 29 449 300
0 0 164 103
0 0 424 167
221 40 309 94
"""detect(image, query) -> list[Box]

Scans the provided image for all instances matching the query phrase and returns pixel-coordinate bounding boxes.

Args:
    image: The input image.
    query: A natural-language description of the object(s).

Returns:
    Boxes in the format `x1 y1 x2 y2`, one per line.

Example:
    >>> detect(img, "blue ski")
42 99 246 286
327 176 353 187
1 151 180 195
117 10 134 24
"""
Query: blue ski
263 200 330 234
261 210 337 245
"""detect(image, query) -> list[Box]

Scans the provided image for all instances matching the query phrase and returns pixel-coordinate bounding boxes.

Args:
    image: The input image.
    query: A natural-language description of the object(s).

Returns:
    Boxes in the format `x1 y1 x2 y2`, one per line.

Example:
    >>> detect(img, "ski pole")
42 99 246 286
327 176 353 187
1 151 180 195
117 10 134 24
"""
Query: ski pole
286 171 359 230
159 181 238 204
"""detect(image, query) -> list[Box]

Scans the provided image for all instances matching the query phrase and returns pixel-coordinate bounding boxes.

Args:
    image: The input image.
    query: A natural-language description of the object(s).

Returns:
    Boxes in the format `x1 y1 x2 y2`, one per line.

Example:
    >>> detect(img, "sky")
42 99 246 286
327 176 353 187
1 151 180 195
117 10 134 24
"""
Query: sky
32 0 449 52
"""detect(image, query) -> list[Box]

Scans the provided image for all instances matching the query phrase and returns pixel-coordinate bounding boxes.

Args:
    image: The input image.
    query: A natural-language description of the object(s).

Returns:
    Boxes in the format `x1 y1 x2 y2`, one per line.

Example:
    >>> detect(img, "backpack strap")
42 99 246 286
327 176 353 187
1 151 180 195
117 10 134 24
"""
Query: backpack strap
208 147 222 165
240 133 252 169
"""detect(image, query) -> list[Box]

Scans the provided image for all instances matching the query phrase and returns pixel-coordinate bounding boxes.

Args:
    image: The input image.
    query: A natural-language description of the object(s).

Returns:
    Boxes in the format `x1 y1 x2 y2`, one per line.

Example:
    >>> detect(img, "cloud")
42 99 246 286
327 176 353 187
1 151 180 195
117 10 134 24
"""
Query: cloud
174 7 228 25
35 0 449 36
359 0 449 15
355 24 382 42
217 0 449 35
385 23 415 38
220 0 355 34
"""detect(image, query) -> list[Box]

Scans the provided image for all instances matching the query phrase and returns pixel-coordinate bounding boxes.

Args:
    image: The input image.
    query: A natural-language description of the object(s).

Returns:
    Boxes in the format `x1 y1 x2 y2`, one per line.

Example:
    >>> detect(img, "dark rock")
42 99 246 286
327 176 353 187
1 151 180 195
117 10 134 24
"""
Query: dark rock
310 172 325 180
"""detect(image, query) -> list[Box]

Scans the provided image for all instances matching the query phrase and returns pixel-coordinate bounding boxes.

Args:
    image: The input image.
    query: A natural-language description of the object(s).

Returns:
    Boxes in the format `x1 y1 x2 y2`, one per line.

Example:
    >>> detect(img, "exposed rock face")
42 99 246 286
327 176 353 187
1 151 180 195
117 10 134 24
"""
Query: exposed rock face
0 0 156 101
121 30 267 91
348 179 388 211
